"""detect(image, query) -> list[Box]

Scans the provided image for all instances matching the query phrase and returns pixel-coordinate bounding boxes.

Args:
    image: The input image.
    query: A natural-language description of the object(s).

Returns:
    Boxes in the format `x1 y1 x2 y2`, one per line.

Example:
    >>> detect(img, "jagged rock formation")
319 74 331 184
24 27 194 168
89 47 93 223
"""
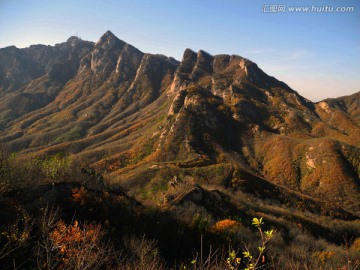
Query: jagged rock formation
0 31 359 216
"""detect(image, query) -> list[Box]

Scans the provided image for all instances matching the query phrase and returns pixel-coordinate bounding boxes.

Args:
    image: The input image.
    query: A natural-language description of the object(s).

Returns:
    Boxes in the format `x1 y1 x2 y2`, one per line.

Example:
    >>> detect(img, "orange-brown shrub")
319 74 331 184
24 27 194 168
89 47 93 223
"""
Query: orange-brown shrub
211 219 240 232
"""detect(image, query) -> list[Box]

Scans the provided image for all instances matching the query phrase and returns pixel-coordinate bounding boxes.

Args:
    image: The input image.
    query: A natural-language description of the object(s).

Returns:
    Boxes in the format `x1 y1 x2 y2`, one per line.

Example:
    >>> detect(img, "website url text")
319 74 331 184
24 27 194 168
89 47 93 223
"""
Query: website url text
262 5 355 13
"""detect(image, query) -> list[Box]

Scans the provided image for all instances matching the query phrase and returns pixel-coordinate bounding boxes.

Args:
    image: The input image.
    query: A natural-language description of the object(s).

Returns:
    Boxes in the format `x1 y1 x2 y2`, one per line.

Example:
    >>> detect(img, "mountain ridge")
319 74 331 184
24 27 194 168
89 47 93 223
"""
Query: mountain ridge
0 31 359 217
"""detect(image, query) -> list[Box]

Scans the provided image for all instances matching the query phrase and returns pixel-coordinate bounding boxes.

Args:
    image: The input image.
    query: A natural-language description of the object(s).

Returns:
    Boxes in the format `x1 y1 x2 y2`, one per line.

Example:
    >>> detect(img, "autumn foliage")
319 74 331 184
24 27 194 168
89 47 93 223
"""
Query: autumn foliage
47 220 109 270
71 187 88 205
211 219 240 232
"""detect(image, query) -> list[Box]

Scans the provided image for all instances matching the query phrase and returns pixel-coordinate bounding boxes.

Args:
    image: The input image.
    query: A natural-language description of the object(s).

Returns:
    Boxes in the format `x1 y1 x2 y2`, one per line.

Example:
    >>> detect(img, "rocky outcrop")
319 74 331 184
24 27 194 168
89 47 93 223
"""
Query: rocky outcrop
89 31 126 76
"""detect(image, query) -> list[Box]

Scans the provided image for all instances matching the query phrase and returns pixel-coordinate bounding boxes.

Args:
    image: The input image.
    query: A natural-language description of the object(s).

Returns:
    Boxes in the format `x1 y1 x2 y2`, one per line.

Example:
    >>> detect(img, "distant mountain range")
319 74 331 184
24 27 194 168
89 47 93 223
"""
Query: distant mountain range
0 30 359 217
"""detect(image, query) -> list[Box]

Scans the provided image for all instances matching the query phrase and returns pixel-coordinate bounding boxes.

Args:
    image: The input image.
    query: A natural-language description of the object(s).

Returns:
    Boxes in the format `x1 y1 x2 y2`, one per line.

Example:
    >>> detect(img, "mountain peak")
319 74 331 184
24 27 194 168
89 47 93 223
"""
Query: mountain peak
89 31 126 75
103 30 116 38
197 49 212 57
100 30 119 41
67 36 80 42
95 30 124 47
97 31 123 49
66 36 82 47
183 48 196 55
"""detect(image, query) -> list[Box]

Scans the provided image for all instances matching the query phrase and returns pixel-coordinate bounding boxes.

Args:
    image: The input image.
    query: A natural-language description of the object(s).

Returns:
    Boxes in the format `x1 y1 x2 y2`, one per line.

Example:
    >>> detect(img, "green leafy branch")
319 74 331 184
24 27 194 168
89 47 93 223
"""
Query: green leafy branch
242 217 274 270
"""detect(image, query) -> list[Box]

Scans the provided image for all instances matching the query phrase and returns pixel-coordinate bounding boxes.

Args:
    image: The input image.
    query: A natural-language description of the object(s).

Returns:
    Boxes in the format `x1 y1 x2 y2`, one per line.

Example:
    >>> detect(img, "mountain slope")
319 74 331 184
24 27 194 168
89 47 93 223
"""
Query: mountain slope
0 31 359 216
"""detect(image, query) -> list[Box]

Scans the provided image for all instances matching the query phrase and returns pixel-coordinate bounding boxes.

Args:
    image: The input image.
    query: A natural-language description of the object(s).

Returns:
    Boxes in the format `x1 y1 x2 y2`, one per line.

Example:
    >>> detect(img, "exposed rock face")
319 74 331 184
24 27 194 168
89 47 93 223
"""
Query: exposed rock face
0 31 359 214
90 31 126 76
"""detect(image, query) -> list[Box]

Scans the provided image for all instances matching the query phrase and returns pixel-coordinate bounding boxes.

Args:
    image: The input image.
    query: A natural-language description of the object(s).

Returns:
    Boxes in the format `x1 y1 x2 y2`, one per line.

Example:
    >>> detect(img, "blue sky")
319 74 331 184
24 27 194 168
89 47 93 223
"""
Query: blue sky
0 0 359 101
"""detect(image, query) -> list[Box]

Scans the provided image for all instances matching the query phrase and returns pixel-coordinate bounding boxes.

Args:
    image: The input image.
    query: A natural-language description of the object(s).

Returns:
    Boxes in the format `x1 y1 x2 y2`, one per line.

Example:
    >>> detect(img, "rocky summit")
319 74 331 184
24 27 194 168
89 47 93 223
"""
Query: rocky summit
0 31 360 268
